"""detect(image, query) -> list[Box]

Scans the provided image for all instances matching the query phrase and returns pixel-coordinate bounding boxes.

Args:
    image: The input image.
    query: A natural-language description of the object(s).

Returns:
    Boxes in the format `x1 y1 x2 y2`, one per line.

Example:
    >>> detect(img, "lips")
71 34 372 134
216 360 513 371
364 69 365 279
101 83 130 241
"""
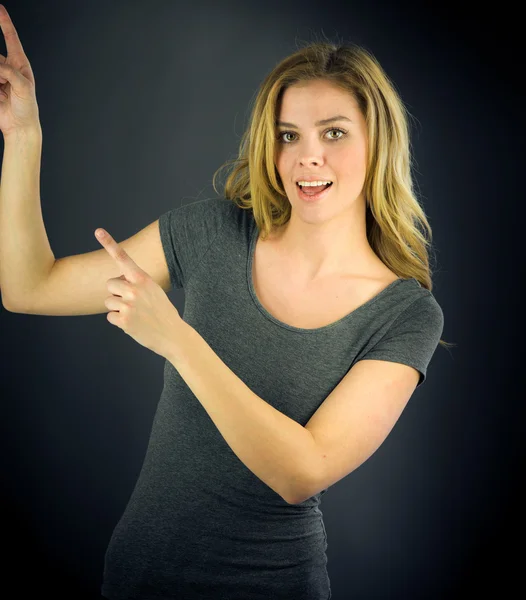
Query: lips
295 177 333 184
296 182 332 191
296 181 333 202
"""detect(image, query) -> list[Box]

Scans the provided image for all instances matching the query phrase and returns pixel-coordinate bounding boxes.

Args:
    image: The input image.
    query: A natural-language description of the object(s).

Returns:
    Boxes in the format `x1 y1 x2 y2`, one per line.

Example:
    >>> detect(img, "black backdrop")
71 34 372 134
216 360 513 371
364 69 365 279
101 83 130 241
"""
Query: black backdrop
1 0 522 598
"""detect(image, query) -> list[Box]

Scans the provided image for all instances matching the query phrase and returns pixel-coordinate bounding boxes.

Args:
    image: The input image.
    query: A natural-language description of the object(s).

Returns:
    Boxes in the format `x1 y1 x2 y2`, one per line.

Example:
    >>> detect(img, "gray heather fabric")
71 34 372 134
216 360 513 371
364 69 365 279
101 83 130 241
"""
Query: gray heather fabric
101 197 444 600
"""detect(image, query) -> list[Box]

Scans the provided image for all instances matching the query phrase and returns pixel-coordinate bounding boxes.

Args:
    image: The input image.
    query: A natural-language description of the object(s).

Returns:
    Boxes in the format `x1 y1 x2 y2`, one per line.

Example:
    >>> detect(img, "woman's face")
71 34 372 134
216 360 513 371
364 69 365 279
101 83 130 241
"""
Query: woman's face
274 79 369 220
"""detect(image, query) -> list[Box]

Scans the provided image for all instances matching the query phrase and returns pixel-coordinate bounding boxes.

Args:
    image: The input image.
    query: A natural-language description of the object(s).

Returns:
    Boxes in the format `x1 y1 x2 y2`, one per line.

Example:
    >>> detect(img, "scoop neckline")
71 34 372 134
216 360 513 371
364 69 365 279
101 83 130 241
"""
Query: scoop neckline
246 223 409 334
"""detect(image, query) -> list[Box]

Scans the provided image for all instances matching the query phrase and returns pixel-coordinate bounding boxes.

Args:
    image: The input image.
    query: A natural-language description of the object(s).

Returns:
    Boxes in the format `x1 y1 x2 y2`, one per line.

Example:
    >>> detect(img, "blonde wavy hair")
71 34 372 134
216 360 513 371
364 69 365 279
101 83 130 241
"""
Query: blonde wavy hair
212 38 453 349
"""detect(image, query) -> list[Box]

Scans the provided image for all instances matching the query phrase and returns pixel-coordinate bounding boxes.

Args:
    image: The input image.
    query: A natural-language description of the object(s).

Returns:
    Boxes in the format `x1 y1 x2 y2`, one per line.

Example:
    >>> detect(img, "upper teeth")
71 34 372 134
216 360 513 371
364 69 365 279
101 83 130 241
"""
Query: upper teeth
297 180 332 186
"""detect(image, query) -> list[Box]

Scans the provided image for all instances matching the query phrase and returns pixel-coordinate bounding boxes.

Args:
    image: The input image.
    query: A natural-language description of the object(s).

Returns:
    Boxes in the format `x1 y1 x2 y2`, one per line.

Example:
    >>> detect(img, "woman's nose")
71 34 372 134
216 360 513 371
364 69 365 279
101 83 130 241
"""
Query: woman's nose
298 138 325 166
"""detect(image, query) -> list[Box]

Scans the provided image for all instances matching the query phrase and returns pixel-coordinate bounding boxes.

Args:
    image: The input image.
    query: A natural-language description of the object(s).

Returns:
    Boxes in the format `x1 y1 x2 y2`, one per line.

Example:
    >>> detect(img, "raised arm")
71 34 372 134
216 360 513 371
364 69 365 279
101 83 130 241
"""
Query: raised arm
0 4 49 307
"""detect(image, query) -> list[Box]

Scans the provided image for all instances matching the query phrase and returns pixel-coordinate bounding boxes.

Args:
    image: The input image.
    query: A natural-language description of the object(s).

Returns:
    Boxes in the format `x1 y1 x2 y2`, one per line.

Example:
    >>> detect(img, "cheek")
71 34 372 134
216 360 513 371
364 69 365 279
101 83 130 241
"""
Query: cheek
275 154 292 183
275 151 287 170
337 147 367 179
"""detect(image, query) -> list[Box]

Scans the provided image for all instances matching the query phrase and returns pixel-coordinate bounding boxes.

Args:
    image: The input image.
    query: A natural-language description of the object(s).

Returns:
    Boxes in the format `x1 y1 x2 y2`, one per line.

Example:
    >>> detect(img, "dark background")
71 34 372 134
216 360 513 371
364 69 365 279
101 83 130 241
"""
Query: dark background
1 0 522 598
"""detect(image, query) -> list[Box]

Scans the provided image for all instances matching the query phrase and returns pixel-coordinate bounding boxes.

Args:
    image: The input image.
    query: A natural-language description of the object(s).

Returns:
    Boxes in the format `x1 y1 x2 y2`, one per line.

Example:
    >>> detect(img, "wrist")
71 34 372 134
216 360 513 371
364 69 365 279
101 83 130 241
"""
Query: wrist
3 126 42 147
164 319 195 367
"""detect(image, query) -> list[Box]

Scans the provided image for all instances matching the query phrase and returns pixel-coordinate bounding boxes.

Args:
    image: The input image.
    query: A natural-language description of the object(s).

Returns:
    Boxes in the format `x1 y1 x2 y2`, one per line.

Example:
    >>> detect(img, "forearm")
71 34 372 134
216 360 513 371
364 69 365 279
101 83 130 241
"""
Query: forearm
0 127 55 309
165 321 318 504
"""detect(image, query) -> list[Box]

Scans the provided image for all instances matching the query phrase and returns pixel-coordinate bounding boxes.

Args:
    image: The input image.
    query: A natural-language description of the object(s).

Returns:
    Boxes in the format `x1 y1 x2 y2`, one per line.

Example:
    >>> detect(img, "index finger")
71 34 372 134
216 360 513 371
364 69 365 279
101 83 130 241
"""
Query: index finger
0 5 28 63
95 228 137 271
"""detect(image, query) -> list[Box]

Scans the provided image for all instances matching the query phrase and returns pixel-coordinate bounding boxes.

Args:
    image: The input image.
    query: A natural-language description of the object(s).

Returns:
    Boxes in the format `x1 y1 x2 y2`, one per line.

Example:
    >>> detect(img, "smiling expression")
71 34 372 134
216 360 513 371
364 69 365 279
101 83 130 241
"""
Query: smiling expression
274 79 369 218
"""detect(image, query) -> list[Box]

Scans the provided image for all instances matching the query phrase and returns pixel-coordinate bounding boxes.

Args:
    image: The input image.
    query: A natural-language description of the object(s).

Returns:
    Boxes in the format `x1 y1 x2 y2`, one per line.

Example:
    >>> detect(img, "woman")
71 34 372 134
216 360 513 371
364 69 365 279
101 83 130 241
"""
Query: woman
0 5 451 598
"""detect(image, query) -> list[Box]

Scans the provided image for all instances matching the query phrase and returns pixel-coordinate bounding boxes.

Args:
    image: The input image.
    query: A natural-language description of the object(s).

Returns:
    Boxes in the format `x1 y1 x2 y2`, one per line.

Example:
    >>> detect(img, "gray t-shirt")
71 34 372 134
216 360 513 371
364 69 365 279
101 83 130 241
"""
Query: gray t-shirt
101 197 444 600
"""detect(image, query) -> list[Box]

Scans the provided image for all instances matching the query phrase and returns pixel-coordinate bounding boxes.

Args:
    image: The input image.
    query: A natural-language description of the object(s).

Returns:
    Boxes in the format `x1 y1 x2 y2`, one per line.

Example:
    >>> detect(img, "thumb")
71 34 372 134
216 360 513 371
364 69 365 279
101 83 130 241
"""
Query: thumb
0 61 34 94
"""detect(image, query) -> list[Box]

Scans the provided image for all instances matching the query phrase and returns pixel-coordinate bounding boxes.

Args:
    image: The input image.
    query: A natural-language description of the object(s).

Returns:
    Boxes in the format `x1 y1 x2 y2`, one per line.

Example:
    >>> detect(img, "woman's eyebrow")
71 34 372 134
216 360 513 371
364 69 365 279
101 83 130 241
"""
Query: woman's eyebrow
275 115 353 129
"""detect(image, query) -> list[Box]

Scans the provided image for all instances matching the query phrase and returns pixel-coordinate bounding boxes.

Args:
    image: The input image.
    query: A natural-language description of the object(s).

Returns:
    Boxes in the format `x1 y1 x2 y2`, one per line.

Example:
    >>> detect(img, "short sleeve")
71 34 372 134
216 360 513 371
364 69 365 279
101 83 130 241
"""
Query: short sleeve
158 198 235 290
357 293 444 388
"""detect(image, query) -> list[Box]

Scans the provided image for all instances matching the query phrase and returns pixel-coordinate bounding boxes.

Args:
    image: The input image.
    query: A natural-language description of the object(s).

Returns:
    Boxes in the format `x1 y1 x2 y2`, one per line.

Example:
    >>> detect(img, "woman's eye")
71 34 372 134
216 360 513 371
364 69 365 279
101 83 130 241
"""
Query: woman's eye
279 132 294 143
277 128 346 143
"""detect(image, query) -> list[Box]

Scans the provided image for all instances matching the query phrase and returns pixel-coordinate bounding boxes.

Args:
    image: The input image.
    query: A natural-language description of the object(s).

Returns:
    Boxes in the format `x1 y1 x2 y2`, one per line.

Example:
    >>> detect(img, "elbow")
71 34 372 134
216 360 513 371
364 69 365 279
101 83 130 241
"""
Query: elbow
2 294 21 313
286 461 322 505
285 431 326 504
286 479 316 505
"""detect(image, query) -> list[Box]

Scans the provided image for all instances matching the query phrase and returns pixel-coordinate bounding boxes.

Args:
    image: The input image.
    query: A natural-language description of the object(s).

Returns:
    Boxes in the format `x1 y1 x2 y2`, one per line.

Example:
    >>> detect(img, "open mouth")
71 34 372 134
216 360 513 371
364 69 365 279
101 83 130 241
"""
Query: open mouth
296 182 333 191
296 181 333 201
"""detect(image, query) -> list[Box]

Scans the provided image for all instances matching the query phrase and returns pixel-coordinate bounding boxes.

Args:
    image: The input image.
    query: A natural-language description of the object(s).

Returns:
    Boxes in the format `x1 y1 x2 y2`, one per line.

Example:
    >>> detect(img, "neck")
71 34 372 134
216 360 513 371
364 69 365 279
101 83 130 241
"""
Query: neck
271 203 379 282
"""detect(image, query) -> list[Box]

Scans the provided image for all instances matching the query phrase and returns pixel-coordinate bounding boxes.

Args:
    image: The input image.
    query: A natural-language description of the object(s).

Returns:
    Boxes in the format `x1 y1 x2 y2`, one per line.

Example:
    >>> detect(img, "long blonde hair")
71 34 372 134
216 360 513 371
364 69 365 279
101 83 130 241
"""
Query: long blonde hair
212 39 454 349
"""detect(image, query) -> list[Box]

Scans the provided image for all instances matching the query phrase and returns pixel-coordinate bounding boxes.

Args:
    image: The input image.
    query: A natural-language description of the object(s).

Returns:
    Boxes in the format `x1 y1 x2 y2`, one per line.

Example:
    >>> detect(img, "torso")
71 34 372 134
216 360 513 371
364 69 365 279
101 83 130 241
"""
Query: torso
252 231 400 329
